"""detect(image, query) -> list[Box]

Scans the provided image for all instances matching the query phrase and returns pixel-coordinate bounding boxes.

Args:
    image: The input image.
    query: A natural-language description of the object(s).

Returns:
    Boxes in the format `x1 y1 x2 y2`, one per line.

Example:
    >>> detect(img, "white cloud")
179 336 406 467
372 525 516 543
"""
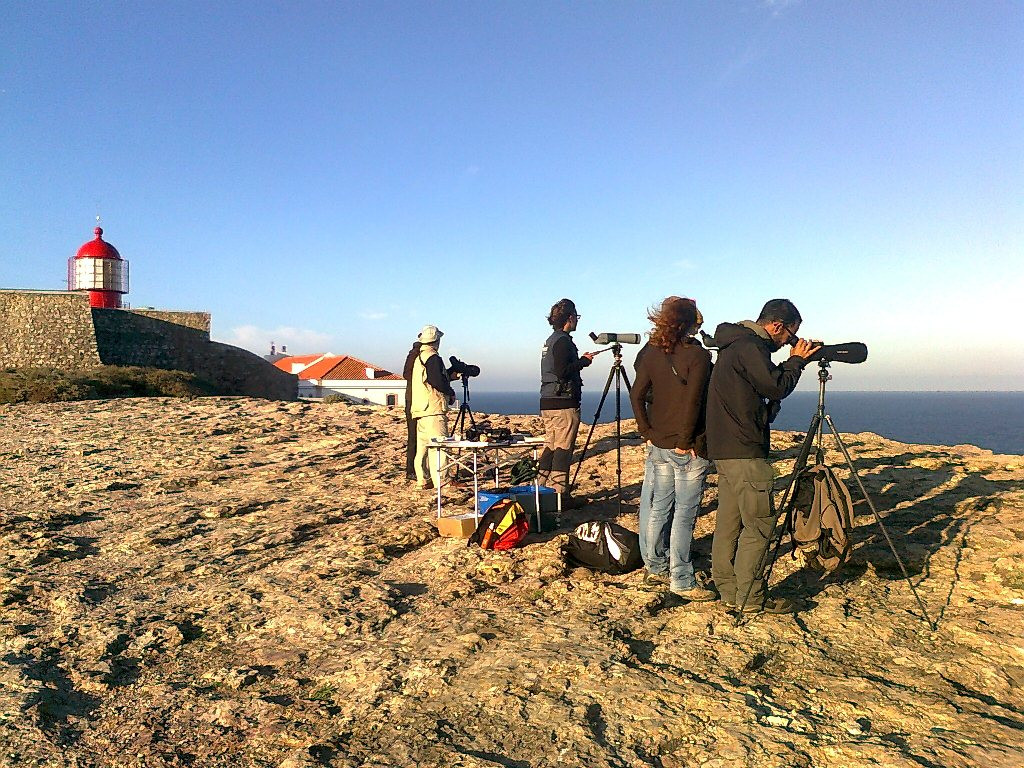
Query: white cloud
216 325 334 356
360 311 388 321
763 0 801 15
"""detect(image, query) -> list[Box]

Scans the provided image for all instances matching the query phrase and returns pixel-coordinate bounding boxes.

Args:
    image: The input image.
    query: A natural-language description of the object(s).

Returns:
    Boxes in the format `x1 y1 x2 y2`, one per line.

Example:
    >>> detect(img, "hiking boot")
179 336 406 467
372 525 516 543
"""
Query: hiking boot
720 596 737 609
740 596 798 615
643 571 669 587
671 585 717 602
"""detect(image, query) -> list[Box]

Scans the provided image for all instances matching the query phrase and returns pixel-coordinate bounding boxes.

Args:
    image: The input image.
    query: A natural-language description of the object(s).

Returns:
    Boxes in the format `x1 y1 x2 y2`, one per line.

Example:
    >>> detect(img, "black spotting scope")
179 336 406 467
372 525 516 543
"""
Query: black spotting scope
802 341 868 364
448 356 481 378
699 331 867 364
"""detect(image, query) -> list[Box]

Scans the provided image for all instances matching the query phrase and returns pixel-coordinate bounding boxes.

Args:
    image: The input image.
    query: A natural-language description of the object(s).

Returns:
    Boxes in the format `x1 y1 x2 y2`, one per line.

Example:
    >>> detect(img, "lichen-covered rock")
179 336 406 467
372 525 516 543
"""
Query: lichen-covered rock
1 397 1022 767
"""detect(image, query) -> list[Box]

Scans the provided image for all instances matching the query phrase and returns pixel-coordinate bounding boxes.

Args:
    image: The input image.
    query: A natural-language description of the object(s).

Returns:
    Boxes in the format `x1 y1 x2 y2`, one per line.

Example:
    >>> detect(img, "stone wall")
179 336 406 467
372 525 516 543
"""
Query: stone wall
0 290 101 368
92 309 295 400
0 289 296 400
130 309 211 334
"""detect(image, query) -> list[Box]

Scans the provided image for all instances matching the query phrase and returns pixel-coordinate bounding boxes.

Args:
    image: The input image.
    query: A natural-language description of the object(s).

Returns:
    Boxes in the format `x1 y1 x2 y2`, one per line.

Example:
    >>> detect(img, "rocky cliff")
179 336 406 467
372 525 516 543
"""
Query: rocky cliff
0 397 1021 767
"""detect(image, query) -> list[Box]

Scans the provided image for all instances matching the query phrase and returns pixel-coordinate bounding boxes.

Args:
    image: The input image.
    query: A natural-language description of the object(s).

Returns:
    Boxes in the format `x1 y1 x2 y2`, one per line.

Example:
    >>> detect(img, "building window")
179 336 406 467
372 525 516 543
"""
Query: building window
386 394 397 406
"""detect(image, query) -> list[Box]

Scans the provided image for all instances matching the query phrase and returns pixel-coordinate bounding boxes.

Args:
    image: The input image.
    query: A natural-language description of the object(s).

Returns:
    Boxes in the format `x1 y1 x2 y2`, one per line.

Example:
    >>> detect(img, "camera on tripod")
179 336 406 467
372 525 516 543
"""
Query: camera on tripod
448 356 481 378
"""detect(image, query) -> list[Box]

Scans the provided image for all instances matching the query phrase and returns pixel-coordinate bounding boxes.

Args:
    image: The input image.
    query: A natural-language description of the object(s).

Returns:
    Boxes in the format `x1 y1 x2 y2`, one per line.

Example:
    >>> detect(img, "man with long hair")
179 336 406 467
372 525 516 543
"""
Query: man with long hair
630 297 715 601
538 298 595 498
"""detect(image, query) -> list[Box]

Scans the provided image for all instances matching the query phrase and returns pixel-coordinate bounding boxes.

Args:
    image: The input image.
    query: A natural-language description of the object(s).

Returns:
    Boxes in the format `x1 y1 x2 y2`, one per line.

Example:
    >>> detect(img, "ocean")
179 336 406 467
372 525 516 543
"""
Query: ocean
464 391 1024 455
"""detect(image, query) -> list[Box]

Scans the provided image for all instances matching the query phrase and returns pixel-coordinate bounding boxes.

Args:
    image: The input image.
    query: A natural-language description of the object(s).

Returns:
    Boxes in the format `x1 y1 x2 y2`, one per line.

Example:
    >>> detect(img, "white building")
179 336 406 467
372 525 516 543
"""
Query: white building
273 353 405 406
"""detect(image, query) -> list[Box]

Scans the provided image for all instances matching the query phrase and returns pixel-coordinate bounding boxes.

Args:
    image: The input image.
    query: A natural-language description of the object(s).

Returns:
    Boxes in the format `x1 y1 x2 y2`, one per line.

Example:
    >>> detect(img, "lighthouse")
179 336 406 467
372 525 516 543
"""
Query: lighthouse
68 226 129 308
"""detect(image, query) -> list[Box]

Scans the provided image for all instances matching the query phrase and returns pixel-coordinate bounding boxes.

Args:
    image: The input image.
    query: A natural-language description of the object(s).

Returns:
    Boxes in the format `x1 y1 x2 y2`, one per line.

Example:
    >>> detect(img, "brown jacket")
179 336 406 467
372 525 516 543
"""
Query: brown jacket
630 339 711 456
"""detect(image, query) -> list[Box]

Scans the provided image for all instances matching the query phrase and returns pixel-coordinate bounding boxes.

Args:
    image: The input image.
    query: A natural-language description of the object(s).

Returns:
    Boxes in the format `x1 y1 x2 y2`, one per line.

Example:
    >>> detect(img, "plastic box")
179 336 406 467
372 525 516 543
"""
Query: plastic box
475 485 563 532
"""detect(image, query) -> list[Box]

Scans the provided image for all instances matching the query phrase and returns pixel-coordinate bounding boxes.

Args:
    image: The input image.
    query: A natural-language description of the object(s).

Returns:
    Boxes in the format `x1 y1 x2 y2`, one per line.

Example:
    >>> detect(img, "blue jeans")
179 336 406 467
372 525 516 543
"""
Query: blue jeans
638 445 710 590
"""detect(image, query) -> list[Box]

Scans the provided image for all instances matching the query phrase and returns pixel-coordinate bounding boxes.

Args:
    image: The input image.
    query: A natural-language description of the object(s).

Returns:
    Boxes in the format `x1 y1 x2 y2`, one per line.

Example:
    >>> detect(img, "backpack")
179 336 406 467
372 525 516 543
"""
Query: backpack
788 463 856 574
564 521 643 574
508 457 538 486
467 498 530 551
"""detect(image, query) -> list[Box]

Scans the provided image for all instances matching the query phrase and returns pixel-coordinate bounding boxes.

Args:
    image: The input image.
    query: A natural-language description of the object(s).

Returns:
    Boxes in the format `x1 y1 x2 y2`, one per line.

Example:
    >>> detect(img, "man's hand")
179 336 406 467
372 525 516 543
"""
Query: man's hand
674 447 697 458
581 352 596 361
790 338 822 359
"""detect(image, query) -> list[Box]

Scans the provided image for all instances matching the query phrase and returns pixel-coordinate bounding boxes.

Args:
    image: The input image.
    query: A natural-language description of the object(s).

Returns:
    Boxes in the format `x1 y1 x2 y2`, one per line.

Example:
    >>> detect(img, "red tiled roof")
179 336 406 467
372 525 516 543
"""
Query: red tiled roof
274 353 401 381
272 354 325 374
321 355 401 381
297 355 345 380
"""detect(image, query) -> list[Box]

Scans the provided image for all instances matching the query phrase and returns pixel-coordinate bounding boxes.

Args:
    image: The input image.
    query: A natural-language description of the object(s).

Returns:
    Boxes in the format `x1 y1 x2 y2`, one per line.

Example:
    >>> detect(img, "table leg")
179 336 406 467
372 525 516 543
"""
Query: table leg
435 446 442 519
472 450 480 520
533 447 542 531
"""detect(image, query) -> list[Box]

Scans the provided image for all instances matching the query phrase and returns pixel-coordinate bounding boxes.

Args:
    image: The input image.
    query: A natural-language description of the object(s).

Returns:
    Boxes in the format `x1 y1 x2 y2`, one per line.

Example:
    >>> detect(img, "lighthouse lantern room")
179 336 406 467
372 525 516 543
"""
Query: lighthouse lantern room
68 226 129 308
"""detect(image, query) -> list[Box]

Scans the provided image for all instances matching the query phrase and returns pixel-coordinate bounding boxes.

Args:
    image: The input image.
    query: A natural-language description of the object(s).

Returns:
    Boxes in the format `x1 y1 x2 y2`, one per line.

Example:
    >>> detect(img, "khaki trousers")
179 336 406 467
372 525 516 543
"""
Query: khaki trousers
538 408 581 494
711 458 776 606
414 413 449 489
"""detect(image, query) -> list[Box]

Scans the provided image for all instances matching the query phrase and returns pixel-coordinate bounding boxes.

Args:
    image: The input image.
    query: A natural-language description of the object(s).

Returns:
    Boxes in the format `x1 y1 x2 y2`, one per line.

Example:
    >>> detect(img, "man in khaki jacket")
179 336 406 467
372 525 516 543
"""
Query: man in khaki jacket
411 325 456 490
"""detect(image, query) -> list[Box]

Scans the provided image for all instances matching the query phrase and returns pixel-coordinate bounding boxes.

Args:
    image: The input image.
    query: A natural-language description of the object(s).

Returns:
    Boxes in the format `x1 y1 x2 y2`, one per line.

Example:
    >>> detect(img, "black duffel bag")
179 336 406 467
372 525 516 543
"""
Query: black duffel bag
564 520 643 575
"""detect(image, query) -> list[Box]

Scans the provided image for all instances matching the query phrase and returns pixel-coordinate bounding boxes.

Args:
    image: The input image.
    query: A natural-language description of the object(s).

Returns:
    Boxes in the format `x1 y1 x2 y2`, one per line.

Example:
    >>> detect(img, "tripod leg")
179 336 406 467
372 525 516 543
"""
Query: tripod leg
823 414 936 629
569 365 615 491
734 414 820 620
615 366 622 514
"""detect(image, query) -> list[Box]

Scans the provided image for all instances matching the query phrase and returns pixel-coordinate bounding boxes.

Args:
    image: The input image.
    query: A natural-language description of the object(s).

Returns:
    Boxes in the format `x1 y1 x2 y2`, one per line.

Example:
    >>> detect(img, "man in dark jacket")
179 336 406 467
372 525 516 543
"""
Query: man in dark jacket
707 299 819 614
402 340 422 480
538 298 595 496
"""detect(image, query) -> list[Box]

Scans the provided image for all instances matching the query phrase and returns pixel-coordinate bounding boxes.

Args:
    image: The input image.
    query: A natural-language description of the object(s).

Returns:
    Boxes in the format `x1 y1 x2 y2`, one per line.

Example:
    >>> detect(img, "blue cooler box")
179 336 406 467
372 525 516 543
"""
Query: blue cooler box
476 485 562 531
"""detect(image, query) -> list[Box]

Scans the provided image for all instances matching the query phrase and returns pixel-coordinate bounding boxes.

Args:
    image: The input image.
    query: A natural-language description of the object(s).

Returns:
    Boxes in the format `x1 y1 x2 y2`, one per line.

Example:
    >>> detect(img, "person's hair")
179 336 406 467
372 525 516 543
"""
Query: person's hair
547 298 577 329
757 298 802 327
648 297 699 353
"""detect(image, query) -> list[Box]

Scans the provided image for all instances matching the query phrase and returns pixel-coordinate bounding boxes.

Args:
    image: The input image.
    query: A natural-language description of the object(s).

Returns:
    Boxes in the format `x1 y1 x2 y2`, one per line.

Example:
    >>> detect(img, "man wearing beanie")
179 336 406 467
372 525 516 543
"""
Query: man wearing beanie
707 299 820 615
410 325 456 491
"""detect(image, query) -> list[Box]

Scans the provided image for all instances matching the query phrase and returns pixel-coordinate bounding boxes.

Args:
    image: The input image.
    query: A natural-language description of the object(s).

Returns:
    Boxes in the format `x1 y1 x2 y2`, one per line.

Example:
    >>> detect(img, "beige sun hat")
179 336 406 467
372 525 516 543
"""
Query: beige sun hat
418 324 444 344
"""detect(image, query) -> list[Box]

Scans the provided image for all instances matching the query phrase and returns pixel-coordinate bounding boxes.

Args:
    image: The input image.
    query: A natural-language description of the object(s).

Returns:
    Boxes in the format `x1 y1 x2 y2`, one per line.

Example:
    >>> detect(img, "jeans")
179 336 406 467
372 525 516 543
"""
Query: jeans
638 445 710 590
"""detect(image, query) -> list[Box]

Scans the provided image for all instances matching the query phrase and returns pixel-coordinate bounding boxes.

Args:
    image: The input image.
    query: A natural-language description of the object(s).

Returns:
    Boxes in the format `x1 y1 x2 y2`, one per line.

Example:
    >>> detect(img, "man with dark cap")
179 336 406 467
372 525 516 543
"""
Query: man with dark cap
538 298 595 498
707 298 820 614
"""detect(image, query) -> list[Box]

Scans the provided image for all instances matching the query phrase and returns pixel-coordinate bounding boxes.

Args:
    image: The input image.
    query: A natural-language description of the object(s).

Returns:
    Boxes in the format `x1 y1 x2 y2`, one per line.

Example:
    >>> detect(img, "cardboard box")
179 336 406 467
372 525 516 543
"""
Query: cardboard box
436 513 480 539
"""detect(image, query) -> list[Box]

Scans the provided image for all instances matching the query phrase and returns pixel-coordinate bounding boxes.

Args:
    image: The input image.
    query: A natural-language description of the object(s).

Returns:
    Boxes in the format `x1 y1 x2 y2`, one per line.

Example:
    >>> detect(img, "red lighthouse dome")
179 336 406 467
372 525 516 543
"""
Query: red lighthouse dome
68 226 129 308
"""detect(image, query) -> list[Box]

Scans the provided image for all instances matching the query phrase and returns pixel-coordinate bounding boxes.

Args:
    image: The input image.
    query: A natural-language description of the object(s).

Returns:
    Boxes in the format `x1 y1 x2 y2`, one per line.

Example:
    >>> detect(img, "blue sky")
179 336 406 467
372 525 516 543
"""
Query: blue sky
2 1 1021 391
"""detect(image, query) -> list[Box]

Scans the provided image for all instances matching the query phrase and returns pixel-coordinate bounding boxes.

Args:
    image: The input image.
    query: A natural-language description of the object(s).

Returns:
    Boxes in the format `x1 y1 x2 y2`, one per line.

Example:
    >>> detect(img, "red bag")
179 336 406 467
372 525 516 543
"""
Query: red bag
468 498 530 551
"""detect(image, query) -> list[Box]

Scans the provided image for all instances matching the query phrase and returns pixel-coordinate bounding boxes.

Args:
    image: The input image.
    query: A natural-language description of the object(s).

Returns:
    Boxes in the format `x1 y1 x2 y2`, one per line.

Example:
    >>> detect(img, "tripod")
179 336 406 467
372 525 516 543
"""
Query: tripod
452 376 477 438
570 343 632 514
736 359 935 629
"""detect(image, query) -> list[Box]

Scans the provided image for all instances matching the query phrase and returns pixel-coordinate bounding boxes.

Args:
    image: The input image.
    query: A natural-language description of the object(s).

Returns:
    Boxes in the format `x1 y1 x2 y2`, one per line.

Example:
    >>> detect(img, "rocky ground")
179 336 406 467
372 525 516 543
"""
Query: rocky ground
1 396 1023 768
